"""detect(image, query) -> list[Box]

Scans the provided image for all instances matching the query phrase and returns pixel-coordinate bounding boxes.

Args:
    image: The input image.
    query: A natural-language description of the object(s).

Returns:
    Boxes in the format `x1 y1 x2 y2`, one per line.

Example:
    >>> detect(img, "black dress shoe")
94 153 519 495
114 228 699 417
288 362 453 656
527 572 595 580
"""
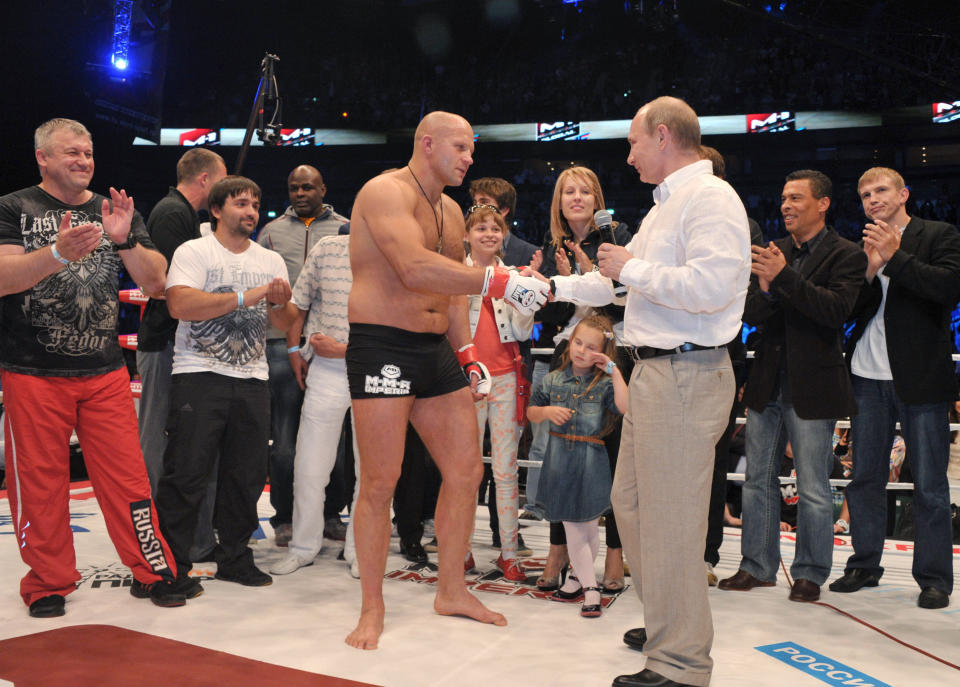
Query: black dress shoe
789 578 820 602
828 568 881 593
612 668 697 687
29 594 65 618
918 586 949 609
717 569 775 591
622 627 647 651
399 540 428 563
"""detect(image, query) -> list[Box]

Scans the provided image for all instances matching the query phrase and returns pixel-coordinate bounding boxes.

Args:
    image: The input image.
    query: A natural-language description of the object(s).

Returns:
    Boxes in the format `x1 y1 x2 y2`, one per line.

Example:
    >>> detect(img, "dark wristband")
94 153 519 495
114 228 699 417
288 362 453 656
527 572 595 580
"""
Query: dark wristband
117 233 138 250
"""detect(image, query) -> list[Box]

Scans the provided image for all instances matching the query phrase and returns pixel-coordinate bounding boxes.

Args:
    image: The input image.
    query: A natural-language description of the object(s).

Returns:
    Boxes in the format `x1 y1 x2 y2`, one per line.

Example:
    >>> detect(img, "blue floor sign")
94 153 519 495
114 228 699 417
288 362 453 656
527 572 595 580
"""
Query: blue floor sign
755 642 891 687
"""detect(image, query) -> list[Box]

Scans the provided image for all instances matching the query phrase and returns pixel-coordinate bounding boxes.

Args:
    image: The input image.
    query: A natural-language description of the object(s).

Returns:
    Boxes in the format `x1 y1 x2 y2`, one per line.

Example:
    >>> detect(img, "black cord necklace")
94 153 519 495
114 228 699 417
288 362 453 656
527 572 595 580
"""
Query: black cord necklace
407 165 444 253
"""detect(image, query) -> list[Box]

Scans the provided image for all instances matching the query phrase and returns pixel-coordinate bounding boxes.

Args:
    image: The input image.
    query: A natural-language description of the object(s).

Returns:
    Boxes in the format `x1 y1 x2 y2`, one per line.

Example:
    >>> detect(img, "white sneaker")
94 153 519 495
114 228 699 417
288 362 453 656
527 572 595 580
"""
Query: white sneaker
349 559 360 579
706 562 718 587
269 554 312 576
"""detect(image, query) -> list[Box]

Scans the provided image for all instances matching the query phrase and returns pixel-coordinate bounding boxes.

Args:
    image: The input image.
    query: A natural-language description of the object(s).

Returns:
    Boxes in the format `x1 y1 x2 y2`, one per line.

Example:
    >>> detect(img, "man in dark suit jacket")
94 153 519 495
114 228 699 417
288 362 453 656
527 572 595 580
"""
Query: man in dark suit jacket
469 177 537 268
719 170 866 603
828 167 960 609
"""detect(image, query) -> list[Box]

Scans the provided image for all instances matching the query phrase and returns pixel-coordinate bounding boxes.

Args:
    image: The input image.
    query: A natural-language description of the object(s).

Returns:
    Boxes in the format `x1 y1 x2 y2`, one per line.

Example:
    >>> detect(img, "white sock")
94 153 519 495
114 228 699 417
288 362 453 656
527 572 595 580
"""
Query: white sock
563 519 600 591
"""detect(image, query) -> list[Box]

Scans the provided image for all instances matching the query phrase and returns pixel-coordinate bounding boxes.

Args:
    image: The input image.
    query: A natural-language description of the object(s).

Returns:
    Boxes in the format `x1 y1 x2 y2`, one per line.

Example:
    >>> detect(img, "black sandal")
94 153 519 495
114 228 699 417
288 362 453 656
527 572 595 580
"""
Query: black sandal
536 563 569 592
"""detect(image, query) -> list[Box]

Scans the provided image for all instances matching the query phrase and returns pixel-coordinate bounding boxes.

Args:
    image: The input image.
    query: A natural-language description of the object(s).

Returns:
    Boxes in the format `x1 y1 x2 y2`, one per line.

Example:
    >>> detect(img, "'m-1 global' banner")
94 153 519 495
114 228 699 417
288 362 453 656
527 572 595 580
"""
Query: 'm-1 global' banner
746 112 795 133
933 102 960 124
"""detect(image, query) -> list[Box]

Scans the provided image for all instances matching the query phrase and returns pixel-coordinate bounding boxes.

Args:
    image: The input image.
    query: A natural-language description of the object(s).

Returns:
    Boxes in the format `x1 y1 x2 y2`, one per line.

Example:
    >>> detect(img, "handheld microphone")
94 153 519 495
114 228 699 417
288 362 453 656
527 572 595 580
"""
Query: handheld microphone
594 209 627 298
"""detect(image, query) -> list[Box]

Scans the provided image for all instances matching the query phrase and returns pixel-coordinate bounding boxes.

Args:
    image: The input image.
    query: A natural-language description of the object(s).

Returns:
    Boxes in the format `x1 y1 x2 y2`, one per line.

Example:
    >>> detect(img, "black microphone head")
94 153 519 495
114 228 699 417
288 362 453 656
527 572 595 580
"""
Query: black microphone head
594 209 612 228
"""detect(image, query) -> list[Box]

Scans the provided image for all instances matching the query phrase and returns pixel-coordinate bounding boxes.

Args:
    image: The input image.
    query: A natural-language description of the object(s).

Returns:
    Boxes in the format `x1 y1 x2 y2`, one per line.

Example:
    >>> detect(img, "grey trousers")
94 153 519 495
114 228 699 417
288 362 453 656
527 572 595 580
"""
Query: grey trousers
612 348 733 686
138 343 217 560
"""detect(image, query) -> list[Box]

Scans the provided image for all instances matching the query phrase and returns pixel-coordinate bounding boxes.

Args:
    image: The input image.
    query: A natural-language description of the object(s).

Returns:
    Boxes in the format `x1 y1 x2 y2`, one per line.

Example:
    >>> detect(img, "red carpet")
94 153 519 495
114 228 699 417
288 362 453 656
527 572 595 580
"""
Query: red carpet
0 625 380 687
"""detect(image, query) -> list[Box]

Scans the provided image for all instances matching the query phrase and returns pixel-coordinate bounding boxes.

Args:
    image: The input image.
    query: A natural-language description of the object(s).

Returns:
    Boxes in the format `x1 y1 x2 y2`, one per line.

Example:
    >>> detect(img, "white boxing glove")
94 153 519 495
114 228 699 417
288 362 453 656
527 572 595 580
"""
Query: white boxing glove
481 266 549 316
456 344 492 395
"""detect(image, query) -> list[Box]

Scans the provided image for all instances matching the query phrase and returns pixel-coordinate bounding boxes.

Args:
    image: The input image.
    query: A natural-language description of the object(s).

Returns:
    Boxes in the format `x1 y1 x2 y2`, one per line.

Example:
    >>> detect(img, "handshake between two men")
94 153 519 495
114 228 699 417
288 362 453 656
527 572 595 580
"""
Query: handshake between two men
485 241 635 317
456 242 633 397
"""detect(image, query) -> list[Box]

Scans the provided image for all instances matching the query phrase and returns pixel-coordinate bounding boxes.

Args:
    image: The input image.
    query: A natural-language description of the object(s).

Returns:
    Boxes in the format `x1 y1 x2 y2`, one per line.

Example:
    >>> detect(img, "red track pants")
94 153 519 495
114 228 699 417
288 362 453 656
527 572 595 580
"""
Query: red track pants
2 367 177 606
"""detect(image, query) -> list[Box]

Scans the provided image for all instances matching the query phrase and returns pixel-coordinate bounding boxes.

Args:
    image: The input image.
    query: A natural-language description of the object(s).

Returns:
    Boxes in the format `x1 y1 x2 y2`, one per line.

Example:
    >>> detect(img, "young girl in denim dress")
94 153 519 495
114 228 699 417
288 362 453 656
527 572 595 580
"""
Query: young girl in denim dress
527 315 627 617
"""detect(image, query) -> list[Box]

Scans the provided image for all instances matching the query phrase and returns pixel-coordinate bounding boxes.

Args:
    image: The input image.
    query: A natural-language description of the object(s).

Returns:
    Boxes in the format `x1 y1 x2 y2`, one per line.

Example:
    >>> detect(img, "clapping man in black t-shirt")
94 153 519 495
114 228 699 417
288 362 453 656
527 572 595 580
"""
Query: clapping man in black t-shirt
0 118 185 618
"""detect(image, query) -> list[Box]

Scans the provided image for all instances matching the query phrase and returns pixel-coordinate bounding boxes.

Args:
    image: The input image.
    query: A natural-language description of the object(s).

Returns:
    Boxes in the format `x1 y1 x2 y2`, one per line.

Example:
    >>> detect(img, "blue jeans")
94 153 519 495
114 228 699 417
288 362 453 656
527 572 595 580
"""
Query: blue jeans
266 339 304 526
846 375 954 593
740 392 836 584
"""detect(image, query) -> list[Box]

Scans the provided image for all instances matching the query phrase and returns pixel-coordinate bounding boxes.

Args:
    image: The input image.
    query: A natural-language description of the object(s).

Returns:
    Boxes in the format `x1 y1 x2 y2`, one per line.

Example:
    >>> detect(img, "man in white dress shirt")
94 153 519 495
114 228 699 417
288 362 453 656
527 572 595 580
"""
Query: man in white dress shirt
549 96 750 687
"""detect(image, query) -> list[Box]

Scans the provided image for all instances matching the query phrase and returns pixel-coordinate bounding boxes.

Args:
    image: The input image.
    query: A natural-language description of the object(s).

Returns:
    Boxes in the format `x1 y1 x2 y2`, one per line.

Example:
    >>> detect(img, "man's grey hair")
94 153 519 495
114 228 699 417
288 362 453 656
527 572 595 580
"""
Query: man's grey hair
34 118 92 152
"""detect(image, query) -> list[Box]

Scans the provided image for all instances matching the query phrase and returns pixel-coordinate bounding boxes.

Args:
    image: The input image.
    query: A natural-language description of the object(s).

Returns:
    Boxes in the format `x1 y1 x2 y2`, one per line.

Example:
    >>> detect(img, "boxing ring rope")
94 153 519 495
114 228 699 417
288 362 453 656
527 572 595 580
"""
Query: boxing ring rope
516 347 960 492
0 289 148 457
4 315 960 495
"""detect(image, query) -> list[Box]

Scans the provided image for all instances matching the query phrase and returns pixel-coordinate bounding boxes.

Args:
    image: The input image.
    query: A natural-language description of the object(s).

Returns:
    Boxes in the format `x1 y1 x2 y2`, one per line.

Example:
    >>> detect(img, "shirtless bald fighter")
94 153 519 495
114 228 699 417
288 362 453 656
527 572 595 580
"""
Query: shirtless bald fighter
345 111 548 649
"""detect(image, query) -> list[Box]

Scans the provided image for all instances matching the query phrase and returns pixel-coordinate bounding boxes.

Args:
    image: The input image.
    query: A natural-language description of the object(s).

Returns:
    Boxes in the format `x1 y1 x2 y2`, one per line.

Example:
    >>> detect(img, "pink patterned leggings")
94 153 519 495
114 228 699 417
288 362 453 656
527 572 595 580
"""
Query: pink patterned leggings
474 372 523 559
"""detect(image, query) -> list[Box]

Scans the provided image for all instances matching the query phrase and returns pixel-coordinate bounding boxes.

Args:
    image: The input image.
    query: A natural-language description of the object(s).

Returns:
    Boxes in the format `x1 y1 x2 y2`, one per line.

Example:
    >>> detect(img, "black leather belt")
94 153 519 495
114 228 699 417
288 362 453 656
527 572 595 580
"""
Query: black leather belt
628 342 721 361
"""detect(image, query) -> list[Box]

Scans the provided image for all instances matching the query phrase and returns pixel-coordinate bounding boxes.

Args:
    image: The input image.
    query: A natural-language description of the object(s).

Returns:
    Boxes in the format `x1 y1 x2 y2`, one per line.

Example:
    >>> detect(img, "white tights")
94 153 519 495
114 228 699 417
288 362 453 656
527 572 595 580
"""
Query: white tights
559 519 600 596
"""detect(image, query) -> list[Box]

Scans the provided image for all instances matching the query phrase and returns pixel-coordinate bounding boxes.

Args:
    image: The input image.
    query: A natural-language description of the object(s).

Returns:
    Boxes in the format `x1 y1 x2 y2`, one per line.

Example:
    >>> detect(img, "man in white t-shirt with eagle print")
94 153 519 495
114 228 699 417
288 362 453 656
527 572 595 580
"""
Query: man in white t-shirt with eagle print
156 175 294 593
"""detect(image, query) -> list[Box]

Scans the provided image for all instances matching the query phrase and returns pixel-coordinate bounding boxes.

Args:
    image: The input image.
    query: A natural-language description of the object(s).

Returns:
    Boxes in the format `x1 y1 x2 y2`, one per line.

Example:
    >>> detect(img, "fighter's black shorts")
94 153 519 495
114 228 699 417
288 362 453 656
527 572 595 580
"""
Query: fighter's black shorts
346 323 468 400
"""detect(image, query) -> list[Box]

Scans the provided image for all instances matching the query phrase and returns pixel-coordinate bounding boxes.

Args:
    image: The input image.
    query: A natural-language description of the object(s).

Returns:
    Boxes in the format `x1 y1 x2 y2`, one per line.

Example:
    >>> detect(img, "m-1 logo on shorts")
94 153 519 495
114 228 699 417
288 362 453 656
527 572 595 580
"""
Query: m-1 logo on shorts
366 364 412 395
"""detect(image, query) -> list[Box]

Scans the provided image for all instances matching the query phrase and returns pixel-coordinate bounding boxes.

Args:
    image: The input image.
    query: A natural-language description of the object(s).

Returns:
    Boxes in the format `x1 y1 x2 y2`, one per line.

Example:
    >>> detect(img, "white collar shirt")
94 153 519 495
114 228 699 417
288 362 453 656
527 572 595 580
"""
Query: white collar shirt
552 159 750 348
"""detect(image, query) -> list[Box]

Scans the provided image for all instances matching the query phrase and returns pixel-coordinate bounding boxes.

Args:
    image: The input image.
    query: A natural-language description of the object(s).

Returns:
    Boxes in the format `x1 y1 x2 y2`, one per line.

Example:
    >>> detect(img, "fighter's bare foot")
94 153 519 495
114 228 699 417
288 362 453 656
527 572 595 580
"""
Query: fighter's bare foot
434 589 507 626
345 607 385 650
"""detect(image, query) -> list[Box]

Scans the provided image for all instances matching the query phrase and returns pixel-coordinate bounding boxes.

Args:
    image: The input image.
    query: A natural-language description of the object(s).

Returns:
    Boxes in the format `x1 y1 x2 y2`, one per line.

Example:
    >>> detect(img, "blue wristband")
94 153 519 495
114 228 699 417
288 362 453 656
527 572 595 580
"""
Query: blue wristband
237 291 244 308
287 345 300 354
50 244 70 265
604 360 616 375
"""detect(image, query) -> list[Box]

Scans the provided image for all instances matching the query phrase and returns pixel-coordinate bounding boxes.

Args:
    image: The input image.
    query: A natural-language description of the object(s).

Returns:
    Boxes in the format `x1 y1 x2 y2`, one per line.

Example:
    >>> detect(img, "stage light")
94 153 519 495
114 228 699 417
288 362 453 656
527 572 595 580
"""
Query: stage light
267 211 277 218
111 1 133 73
341 111 349 118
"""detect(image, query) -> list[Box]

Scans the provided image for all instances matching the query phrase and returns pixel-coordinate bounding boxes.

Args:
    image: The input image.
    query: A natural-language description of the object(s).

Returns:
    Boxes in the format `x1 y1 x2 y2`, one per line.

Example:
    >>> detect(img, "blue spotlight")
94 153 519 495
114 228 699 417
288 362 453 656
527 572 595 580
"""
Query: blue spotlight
111 1 134 72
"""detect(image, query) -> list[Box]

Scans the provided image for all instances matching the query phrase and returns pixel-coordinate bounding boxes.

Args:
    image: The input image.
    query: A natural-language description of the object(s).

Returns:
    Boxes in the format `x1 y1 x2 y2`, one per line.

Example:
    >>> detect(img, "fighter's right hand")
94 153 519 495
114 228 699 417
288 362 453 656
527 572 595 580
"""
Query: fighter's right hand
482 266 549 316
54 211 103 262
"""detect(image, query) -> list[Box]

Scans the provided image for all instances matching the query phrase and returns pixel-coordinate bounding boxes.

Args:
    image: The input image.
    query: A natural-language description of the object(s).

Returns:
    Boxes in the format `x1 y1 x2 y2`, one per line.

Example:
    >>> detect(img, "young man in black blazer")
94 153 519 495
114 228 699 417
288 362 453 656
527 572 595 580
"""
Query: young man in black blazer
719 170 866 603
828 167 960 609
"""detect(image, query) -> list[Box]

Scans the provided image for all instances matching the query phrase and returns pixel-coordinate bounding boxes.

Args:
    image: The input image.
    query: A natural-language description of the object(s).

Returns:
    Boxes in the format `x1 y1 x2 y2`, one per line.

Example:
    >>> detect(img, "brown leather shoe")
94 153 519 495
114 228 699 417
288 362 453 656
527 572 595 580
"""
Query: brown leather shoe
789 578 820 602
717 569 776 591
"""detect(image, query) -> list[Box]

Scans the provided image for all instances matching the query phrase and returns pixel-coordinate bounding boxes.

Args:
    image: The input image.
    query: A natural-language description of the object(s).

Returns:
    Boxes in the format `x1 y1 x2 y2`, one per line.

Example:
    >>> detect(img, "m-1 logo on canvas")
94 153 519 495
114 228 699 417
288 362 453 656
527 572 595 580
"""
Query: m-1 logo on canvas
78 562 215 591
385 557 628 607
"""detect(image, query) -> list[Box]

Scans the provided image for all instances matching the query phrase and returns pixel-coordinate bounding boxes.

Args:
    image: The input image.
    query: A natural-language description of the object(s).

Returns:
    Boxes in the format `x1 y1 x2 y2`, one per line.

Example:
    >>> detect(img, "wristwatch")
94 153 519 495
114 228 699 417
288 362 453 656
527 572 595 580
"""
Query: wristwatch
604 360 617 375
116 232 138 250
